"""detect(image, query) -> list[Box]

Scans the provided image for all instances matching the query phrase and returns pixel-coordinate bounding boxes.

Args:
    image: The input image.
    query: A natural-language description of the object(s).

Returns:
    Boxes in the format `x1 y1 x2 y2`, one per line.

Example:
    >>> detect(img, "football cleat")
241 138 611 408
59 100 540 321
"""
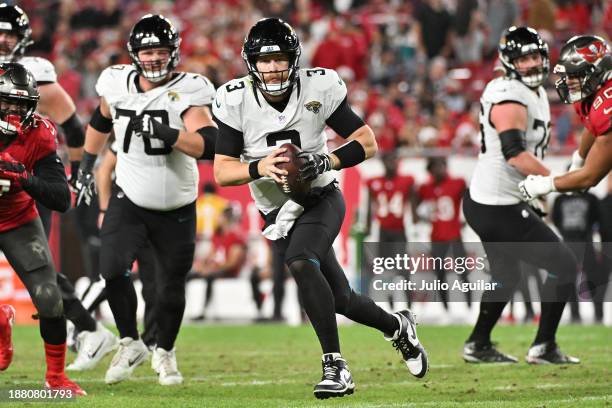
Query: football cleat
0 304 15 371
526 342 580 364
463 341 518 363
45 374 87 396
313 353 355 399
104 337 149 384
152 347 183 386
67 323 119 371
385 310 429 378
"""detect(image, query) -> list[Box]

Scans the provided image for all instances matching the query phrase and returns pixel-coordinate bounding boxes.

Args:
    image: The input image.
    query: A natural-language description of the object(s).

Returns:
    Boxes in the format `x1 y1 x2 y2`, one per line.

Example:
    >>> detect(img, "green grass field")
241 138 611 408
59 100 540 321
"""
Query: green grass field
2 323 610 407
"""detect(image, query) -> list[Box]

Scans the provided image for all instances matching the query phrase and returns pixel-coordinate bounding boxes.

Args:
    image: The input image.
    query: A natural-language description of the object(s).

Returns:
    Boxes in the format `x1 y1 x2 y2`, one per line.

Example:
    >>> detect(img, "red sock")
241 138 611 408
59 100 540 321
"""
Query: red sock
44 342 66 378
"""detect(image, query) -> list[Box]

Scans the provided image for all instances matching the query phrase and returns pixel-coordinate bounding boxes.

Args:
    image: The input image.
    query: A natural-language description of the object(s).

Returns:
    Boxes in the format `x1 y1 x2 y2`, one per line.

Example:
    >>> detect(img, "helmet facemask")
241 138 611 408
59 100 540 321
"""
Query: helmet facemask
0 94 37 147
498 27 549 88
243 48 300 96
129 45 179 83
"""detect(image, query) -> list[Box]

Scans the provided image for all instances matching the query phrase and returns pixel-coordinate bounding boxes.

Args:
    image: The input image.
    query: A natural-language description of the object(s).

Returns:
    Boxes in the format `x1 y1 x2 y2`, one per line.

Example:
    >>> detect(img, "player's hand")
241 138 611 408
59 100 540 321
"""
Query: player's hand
131 114 179 145
568 150 585 172
74 169 95 207
258 147 289 183
527 198 547 217
518 175 556 201
297 152 332 182
67 160 80 192
0 152 31 188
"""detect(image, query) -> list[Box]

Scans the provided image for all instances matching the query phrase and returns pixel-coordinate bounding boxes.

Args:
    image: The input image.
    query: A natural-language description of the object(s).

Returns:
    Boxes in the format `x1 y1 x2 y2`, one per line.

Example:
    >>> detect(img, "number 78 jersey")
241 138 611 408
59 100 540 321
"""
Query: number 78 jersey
95 64 215 211
470 77 551 205
213 68 347 214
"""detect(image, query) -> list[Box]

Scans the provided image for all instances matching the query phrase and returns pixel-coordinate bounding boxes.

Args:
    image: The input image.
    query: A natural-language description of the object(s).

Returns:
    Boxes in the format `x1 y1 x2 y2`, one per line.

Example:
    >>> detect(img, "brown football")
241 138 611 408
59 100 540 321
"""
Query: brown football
275 143 311 202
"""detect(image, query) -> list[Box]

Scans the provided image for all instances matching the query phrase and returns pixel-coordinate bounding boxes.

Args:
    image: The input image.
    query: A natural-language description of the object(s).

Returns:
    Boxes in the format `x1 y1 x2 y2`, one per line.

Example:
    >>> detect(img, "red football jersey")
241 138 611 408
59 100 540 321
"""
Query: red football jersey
211 229 246 277
418 176 466 241
366 175 414 231
573 79 612 137
0 116 58 232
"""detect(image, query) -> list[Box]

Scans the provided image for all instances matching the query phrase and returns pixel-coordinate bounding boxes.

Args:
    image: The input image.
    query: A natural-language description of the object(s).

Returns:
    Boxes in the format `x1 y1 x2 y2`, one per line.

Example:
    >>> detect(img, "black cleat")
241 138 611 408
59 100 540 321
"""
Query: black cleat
526 341 580 364
463 341 518 363
313 353 355 399
385 310 429 378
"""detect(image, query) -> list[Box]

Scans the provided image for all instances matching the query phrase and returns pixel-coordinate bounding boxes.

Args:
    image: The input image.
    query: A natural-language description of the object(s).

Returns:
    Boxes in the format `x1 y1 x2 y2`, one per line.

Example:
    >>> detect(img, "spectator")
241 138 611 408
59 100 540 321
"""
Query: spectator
413 0 453 59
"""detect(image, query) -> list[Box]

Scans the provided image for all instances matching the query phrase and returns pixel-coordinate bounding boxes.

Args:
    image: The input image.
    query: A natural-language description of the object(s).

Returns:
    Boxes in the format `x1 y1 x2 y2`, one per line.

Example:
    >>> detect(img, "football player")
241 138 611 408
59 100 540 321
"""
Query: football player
0 63 85 394
75 14 217 386
213 18 428 399
463 27 579 364
416 156 471 309
0 3 118 369
519 35 612 198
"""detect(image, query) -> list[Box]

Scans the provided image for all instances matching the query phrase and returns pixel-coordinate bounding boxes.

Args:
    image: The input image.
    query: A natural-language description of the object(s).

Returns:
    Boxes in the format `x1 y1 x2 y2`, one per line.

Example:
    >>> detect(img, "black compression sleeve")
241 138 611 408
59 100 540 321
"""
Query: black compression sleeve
22 153 70 212
197 126 218 160
89 105 113 133
499 128 526 160
325 97 365 138
60 113 85 148
331 140 366 168
213 115 243 158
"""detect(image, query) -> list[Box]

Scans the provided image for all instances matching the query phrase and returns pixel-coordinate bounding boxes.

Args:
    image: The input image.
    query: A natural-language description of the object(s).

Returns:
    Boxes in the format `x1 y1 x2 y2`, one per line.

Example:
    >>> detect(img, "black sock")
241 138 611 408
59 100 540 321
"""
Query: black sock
289 260 339 354
468 301 507 344
63 298 97 332
341 290 399 336
40 316 67 345
105 275 139 339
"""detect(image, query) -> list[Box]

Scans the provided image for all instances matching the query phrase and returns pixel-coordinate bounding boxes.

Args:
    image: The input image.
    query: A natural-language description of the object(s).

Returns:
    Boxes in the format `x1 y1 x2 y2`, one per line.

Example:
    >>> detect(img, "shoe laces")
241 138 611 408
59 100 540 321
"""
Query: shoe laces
111 342 133 366
322 361 338 380
158 350 177 374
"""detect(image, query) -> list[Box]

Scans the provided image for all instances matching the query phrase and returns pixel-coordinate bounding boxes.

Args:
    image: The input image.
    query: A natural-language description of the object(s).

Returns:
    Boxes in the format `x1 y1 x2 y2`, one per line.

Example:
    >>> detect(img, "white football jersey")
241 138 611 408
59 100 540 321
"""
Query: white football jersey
213 68 346 214
18 56 57 83
470 77 551 205
96 64 215 211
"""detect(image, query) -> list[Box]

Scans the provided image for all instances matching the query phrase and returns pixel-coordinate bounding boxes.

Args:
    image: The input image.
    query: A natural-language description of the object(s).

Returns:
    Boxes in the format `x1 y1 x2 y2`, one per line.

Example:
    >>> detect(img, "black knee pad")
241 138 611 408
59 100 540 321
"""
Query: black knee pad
33 282 63 318
287 259 317 283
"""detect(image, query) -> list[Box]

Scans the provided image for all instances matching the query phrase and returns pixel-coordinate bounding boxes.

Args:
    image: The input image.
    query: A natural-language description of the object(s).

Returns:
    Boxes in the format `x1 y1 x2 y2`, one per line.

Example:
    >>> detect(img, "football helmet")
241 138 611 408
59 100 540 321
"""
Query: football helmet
127 14 181 83
242 18 301 96
554 35 612 104
0 62 39 148
0 4 32 63
498 26 549 88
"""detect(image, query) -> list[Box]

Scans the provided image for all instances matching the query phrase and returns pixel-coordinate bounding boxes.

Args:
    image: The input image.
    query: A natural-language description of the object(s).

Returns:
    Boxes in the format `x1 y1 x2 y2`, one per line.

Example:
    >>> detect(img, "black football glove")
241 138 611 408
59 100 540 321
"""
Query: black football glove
74 152 97 207
0 152 31 188
297 152 332 182
67 160 80 191
131 114 179 145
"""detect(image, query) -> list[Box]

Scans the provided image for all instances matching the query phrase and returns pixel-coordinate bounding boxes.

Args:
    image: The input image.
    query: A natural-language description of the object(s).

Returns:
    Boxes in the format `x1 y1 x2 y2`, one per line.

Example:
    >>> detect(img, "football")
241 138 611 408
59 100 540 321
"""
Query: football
275 143 311 202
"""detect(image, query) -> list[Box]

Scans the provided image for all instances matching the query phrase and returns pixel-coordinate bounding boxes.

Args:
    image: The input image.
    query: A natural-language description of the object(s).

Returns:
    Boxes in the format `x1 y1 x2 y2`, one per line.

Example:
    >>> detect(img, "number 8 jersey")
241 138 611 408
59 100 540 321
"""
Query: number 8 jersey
470 77 551 205
95 64 215 210
213 68 346 214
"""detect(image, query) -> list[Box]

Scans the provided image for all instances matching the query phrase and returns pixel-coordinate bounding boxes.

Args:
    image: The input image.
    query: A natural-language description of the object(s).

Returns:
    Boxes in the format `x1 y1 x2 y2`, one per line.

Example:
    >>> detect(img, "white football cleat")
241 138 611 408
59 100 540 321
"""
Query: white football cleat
153 347 183 386
104 337 149 384
67 323 119 371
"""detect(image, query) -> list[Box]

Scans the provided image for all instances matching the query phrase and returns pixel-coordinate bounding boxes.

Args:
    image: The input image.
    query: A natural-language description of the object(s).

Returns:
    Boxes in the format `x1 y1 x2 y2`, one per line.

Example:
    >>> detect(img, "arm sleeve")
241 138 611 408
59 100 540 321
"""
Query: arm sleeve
213 115 244 158
22 152 71 212
325 97 365 138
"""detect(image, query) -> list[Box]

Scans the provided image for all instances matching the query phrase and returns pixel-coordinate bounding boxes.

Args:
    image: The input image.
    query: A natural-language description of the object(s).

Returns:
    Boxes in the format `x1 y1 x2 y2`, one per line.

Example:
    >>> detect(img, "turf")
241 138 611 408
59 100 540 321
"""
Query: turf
1 323 610 407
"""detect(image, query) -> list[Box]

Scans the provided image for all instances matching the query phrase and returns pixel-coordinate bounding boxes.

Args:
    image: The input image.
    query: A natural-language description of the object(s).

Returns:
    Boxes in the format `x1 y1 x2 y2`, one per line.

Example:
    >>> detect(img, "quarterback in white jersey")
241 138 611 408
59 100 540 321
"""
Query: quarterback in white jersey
77 14 218 387
462 26 579 366
214 18 428 400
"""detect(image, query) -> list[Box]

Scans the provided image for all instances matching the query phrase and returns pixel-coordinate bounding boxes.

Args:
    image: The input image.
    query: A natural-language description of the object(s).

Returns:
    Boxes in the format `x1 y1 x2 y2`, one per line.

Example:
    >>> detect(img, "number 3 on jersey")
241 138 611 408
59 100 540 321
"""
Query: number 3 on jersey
115 109 173 155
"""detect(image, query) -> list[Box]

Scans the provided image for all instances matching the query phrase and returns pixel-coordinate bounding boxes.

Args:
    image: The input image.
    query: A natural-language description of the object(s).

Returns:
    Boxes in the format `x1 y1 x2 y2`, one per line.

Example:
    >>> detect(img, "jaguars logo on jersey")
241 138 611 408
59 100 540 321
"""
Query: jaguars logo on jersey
305 101 322 114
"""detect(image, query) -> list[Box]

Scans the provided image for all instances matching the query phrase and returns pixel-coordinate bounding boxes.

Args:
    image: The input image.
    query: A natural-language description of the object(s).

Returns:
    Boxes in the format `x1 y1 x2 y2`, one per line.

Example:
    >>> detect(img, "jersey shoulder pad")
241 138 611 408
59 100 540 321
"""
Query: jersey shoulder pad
95 64 135 98
482 77 530 106
589 80 612 136
212 77 249 130
19 56 57 83
300 68 347 118
170 72 216 107
31 115 59 155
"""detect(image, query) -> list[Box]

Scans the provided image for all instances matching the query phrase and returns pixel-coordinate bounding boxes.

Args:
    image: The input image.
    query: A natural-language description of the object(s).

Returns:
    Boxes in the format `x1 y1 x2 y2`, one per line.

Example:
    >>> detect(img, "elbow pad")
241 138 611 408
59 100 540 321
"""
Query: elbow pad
499 129 526 160
89 105 113 133
197 126 218 160
60 113 85 147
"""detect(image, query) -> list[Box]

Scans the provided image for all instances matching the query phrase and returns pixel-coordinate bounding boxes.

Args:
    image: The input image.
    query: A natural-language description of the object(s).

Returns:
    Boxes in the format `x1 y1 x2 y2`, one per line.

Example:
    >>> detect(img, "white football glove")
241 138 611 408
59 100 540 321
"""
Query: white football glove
518 175 556 201
568 150 585 172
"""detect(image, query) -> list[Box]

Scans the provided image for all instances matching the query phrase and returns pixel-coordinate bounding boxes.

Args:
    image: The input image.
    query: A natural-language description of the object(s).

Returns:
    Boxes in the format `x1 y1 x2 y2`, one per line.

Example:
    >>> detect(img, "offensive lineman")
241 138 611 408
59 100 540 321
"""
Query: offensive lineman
0 3 118 370
519 36 612 201
463 26 579 364
213 18 428 399
75 14 217 385
0 62 84 394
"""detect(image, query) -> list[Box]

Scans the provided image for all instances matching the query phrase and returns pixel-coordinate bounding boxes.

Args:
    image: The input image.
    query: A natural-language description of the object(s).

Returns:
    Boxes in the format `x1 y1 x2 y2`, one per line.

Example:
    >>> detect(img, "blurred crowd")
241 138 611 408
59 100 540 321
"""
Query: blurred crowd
16 0 612 155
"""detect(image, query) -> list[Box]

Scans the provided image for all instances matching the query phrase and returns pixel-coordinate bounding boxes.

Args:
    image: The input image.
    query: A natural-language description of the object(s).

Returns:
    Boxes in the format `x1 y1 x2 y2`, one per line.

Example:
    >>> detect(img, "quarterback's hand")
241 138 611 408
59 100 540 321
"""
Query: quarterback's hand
519 175 556 201
297 152 332 182
258 147 289 183
131 114 179 145
0 152 31 188
568 150 585 172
